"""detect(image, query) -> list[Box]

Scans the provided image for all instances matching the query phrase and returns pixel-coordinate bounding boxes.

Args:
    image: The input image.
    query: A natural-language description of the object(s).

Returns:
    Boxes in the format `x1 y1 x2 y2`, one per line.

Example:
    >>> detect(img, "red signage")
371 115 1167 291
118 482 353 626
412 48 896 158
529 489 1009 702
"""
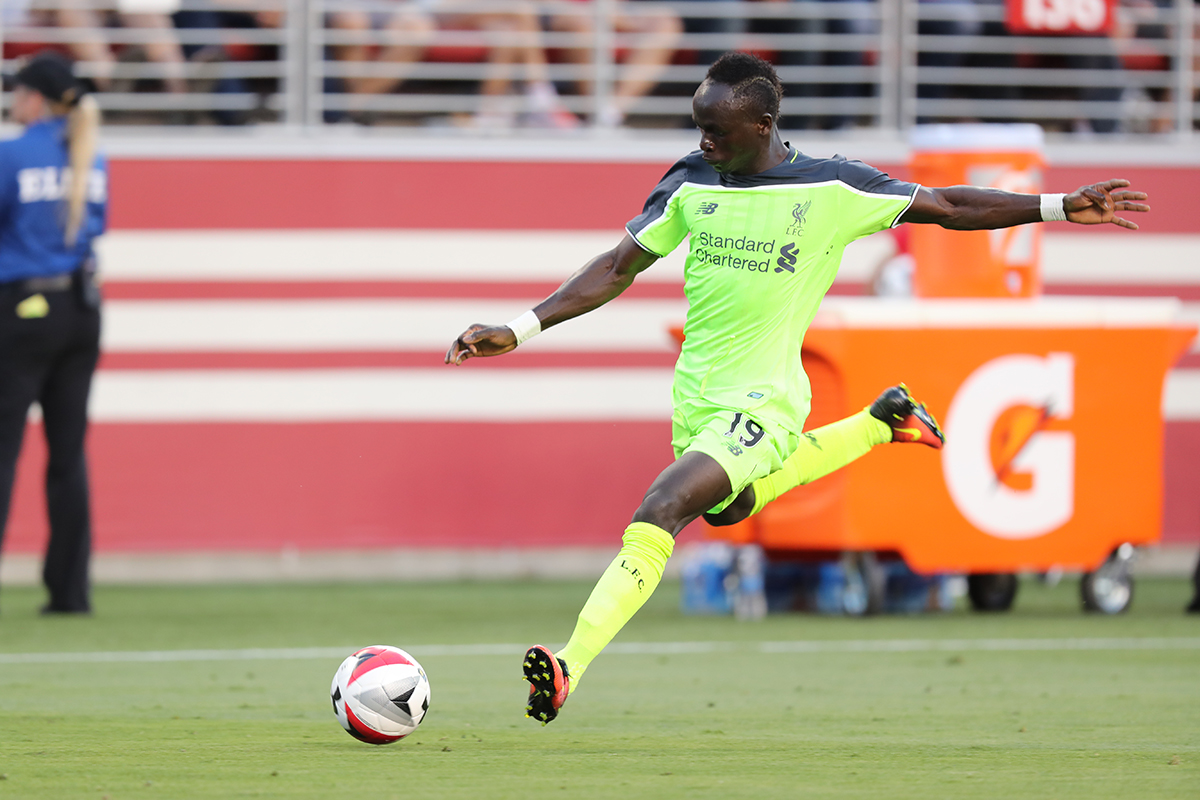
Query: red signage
1005 0 1116 35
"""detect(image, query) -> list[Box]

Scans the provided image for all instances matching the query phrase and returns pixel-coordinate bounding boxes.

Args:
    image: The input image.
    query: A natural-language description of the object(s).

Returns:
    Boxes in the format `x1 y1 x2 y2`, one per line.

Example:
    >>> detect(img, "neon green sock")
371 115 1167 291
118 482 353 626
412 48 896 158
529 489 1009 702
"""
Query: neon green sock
749 409 892 516
556 522 674 691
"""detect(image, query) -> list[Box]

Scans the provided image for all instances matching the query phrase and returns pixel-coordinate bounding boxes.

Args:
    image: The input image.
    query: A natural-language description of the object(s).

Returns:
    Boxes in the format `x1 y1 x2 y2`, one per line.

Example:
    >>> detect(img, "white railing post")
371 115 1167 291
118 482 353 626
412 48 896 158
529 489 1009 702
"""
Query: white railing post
282 0 310 127
306 0 325 128
879 0 900 132
898 0 919 131
591 0 616 127
1176 0 1195 138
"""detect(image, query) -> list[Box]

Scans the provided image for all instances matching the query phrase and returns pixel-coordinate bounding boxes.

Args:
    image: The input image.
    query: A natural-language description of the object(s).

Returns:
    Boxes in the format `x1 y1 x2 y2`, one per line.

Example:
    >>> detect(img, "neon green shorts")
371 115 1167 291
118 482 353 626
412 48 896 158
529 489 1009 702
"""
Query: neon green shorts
670 400 800 514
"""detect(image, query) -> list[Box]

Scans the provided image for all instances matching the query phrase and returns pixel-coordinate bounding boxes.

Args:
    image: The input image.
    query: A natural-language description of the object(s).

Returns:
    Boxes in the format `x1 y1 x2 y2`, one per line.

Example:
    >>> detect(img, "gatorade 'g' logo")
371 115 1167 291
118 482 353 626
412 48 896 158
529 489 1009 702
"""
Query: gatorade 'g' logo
775 243 798 273
942 354 1075 539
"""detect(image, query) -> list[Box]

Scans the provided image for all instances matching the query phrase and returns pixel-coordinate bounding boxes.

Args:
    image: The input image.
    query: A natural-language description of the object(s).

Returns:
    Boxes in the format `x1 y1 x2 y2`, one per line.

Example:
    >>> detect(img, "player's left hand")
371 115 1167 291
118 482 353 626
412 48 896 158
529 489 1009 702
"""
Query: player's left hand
1064 179 1150 229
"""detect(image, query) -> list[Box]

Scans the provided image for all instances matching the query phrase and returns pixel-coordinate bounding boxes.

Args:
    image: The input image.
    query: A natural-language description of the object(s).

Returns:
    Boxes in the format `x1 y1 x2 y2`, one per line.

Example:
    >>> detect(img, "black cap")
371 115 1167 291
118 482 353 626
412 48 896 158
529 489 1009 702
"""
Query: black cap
14 51 85 106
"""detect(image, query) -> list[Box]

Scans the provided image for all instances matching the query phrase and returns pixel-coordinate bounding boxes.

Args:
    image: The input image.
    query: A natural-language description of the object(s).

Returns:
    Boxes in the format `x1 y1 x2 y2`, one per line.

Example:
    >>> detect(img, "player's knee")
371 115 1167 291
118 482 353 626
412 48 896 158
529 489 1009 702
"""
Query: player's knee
703 507 742 527
632 489 691 532
703 488 754 527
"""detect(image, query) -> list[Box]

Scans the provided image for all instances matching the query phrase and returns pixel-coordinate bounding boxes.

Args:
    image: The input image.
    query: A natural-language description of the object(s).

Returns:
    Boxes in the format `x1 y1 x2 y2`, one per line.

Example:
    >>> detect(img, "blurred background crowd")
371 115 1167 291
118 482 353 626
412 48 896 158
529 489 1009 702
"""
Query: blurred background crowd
1 1 1197 134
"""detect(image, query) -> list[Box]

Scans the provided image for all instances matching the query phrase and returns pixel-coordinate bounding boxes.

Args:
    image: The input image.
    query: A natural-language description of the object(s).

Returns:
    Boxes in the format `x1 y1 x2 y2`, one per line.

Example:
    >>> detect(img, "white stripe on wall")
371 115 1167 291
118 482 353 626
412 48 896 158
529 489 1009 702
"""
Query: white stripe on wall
95 230 1200 285
95 230 686 283
89 368 676 422
101 298 689 352
1164 369 1200 421
86 366 1200 423
93 229 889 282
100 296 1197 353
1041 234 1200 284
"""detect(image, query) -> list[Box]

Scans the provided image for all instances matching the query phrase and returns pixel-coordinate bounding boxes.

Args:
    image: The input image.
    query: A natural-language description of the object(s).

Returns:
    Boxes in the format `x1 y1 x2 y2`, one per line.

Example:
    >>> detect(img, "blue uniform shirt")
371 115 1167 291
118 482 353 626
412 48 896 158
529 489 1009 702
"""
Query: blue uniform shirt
0 116 108 283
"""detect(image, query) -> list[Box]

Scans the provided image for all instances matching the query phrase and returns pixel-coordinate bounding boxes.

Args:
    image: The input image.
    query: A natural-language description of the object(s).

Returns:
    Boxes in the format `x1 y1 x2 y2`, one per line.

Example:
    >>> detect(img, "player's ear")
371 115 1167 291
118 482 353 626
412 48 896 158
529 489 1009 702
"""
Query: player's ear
756 112 774 135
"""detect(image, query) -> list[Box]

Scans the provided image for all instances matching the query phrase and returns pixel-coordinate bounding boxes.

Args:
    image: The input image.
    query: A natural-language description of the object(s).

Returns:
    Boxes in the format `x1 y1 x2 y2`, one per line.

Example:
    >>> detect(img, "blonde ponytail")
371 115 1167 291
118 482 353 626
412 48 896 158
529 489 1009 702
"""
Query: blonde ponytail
63 94 100 247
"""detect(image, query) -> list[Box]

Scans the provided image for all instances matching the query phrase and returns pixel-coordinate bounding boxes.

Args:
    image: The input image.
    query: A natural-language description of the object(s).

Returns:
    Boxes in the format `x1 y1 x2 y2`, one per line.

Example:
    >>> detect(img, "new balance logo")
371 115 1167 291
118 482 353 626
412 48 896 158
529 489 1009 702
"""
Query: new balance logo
696 202 719 215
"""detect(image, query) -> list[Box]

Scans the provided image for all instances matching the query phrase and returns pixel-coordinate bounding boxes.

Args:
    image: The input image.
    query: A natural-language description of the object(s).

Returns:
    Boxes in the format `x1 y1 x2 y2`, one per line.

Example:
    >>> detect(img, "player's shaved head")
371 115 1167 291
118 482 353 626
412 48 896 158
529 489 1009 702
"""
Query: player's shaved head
703 52 783 121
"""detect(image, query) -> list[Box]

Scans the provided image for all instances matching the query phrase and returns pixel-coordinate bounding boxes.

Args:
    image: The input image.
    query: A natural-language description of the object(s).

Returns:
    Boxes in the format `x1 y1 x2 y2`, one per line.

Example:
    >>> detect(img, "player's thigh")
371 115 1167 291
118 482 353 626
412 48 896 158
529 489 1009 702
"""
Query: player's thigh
615 7 680 35
634 449 734 532
672 404 793 514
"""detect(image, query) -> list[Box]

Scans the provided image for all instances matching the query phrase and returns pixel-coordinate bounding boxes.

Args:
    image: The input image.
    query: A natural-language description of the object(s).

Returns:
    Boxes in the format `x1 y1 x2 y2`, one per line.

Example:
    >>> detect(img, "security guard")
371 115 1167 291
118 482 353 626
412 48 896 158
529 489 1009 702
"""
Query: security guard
0 52 106 614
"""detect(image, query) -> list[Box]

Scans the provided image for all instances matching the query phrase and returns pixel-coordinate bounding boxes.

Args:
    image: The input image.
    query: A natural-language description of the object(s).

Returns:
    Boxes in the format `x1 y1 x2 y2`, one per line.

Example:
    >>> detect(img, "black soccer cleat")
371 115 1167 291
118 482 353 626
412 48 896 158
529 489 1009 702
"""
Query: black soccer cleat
523 645 570 725
869 384 945 449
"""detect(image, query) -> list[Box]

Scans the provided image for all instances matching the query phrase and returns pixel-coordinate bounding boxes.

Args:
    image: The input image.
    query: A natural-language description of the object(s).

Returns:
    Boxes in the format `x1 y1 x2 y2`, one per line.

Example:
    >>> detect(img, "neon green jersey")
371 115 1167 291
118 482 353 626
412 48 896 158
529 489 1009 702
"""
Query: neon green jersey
627 147 918 433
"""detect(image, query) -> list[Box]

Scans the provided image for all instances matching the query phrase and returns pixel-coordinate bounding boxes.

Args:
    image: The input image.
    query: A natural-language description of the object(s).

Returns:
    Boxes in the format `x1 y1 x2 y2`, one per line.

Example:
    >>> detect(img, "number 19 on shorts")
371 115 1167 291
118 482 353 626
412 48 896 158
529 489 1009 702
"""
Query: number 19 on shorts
723 412 766 448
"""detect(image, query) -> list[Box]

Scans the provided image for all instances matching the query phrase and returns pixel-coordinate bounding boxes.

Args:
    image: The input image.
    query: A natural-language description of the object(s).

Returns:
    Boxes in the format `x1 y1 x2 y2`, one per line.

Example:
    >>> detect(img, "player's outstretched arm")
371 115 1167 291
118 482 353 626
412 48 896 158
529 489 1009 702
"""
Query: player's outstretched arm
899 179 1149 231
444 234 658 365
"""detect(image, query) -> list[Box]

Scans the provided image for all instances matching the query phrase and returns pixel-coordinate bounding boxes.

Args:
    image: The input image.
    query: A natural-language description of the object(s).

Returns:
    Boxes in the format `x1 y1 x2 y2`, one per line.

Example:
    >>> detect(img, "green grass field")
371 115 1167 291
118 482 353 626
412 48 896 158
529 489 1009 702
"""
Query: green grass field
0 577 1197 799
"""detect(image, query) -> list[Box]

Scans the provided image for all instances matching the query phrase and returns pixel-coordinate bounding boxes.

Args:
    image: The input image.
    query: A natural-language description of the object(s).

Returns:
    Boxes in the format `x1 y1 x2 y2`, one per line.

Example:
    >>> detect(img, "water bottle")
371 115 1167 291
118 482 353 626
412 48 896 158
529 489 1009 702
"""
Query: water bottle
733 545 768 620
680 543 734 615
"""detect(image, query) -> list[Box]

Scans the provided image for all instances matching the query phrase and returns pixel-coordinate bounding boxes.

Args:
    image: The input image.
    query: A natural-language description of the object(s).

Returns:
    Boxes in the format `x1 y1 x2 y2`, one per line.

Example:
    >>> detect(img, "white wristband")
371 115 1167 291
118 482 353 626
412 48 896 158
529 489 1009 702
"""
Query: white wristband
506 310 542 346
1040 193 1068 222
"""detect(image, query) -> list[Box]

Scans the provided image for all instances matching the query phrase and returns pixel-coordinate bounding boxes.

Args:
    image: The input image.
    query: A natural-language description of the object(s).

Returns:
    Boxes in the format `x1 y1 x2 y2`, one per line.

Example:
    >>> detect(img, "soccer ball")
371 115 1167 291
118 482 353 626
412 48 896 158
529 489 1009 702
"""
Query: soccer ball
330 645 430 744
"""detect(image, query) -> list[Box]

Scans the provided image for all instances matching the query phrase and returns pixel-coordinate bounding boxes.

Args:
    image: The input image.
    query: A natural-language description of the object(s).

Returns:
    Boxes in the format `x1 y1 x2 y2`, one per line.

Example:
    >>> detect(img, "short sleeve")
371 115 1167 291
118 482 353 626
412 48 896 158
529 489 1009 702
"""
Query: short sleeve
626 158 690 258
835 159 918 243
0 143 16 222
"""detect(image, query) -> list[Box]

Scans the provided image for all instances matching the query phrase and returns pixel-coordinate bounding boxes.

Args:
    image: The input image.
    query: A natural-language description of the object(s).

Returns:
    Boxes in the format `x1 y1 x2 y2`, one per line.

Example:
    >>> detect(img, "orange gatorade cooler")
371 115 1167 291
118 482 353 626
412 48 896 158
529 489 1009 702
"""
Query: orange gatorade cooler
908 124 1045 298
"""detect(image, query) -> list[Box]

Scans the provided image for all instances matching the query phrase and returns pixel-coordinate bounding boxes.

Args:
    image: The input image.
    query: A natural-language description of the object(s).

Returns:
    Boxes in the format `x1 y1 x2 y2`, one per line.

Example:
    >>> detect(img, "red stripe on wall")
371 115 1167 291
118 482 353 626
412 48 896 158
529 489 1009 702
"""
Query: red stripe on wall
107 160 1200 233
102 280 686 301
6 421 674 552
1043 284 1200 301
108 160 671 231
1164 421 1200 544
7 419 1197 554
1176 353 1200 369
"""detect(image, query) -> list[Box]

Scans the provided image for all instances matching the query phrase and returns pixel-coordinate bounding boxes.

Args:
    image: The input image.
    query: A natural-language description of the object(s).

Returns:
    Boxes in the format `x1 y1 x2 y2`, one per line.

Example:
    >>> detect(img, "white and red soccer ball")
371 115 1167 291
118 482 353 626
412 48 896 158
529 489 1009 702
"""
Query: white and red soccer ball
330 645 431 744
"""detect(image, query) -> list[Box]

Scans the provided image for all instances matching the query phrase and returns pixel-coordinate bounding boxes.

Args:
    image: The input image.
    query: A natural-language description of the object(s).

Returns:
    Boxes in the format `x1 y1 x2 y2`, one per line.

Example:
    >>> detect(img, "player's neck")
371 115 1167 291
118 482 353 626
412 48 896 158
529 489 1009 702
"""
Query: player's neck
742 136 791 176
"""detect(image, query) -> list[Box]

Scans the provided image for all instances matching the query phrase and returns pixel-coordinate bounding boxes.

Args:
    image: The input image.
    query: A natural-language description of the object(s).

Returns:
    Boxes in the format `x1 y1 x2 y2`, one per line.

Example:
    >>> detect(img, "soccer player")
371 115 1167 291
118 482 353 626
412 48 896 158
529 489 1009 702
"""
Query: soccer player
444 52 1149 725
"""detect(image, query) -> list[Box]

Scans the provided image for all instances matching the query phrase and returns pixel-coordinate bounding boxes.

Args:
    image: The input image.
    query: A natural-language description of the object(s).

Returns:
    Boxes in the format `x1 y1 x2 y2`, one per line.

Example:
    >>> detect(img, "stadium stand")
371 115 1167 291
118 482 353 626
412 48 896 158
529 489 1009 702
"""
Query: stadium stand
0 0 1195 132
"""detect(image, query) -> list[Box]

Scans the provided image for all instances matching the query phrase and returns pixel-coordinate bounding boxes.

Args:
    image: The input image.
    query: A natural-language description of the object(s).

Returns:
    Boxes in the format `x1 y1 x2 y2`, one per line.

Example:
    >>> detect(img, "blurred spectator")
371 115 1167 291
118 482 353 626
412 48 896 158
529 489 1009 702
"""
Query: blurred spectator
1113 0 1174 133
917 0 985 108
440 0 580 128
546 0 682 127
1064 42 1123 133
171 3 280 125
51 2 190 95
327 2 435 96
1187 554 1200 613
682 0 744 67
320 0 578 128
753 0 877 130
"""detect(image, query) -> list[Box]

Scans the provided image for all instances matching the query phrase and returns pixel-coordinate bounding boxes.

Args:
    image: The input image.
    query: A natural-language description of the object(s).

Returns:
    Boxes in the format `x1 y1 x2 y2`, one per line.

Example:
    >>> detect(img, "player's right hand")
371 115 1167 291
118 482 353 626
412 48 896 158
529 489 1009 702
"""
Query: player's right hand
445 323 518 365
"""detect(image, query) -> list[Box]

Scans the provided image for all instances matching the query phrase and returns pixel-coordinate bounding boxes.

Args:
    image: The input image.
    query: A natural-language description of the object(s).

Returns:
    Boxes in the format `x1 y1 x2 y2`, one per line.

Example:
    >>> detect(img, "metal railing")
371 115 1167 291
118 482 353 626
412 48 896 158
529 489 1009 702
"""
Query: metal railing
1 0 1195 136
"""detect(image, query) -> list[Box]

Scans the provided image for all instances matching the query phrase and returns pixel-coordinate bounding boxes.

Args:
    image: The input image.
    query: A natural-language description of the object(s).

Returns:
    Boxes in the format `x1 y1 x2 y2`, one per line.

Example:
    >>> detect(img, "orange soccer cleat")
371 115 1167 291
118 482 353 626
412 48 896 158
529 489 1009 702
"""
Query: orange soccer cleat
523 645 571 725
869 384 946 449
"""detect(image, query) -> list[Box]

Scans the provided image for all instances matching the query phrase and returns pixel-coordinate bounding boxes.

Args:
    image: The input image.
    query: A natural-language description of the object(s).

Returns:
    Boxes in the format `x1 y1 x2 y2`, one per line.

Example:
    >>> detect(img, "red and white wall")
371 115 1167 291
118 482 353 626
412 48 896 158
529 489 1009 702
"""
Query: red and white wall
6 154 1199 556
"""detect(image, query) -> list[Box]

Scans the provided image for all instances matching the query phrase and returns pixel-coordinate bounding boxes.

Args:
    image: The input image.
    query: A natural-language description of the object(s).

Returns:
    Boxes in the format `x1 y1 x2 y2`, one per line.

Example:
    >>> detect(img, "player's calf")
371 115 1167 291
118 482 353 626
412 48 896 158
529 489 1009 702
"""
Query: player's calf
523 645 571 725
869 384 945 449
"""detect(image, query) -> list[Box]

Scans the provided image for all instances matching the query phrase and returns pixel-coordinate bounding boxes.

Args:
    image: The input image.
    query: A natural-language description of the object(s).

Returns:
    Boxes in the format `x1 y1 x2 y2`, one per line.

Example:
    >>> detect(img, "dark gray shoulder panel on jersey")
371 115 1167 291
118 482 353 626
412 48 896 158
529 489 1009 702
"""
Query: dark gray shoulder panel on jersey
721 151 915 198
834 155 917 197
626 151 716 238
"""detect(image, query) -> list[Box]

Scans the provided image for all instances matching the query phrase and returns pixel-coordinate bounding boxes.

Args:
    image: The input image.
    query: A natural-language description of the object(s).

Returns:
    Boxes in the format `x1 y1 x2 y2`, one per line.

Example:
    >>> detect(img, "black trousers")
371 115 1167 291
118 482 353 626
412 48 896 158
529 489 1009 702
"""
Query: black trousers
0 283 101 612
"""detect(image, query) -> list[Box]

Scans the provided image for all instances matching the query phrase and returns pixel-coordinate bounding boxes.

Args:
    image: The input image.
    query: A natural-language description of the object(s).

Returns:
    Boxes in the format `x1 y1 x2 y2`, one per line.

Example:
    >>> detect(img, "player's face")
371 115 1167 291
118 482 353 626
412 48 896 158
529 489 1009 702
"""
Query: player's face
692 81 770 176
9 86 46 126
